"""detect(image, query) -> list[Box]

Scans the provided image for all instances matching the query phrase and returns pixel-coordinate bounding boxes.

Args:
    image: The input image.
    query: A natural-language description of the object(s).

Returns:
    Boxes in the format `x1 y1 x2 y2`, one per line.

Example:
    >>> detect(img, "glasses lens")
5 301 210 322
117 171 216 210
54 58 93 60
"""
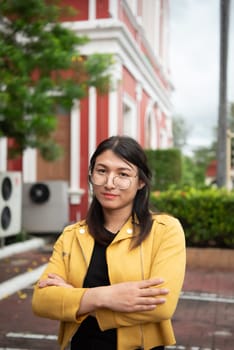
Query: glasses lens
113 177 131 189
90 172 132 189
91 173 106 186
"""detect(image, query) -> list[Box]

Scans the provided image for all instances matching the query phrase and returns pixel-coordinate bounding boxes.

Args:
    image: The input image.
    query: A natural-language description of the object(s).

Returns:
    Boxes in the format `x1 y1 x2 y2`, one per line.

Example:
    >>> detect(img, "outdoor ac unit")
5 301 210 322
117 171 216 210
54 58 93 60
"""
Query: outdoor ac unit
22 180 69 234
0 171 22 239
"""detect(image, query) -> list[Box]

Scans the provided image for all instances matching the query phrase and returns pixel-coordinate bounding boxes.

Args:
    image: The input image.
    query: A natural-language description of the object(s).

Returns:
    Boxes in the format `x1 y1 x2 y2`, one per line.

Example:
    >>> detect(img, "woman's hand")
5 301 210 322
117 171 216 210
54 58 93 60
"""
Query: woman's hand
99 278 168 312
78 278 169 315
38 275 169 315
38 273 73 289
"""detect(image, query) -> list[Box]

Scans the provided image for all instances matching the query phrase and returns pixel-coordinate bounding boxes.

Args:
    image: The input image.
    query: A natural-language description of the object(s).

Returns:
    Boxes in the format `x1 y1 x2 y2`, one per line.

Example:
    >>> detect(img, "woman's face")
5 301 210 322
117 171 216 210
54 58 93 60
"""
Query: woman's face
91 150 145 212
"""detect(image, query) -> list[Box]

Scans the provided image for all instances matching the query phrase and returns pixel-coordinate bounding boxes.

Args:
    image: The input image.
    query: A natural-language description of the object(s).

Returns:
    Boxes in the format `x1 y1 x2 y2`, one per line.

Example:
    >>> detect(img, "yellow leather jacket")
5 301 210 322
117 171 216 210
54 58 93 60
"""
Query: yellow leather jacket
32 214 186 350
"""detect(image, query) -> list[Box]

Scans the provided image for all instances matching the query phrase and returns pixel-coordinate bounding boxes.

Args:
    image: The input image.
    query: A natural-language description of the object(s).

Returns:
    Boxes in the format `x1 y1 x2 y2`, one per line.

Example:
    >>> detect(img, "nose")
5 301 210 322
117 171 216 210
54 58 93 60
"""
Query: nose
104 173 116 188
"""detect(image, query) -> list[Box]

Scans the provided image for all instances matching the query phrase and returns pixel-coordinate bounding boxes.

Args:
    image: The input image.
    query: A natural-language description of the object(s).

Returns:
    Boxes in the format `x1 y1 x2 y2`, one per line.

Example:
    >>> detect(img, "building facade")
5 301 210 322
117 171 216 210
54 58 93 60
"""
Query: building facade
0 0 173 226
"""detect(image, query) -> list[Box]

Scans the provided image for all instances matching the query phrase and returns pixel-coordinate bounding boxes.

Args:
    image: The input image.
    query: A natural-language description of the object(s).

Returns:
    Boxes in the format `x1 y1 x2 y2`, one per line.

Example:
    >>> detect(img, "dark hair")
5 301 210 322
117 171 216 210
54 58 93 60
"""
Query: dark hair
86 135 153 248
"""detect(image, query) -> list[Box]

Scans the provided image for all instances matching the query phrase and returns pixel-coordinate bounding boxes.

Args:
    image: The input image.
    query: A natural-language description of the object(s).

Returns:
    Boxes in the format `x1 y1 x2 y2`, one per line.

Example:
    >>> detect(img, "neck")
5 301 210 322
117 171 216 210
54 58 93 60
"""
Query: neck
104 209 132 233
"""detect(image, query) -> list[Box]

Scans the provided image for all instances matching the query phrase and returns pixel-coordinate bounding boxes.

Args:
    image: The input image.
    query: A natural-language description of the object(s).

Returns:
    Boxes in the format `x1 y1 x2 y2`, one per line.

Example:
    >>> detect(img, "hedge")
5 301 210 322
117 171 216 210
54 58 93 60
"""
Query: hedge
145 149 182 191
150 188 234 248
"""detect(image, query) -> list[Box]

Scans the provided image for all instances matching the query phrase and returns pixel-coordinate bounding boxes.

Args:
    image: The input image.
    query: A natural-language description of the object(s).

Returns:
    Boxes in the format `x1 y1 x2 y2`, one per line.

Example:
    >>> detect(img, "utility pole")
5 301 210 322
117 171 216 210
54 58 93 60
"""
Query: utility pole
216 0 230 187
226 129 234 189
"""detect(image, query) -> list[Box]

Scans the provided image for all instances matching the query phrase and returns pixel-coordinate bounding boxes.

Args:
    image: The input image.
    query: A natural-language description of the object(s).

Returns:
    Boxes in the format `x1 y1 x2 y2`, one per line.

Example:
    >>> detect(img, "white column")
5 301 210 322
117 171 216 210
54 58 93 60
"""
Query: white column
0 137 7 171
136 83 142 141
89 0 96 20
108 58 122 137
108 80 119 137
22 148 37 182
89 87 97 160
69 99 84 204
109 0 118 19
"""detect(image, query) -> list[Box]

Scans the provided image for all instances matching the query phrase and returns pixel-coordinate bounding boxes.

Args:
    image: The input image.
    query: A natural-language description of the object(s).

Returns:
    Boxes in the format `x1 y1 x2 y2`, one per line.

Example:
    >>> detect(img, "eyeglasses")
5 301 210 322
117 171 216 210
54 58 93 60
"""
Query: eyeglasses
90 171 138 190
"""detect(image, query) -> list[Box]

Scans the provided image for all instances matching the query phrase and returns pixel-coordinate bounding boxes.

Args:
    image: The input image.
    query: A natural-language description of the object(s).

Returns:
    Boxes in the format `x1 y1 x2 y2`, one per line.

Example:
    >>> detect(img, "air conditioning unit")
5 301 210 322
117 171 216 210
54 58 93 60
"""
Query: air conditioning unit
0 171 22 240
22 181 69 234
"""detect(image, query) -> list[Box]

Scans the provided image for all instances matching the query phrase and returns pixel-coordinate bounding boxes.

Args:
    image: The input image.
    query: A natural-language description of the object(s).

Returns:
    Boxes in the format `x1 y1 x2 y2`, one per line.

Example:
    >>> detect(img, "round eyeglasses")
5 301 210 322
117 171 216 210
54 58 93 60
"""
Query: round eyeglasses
90 172 138 190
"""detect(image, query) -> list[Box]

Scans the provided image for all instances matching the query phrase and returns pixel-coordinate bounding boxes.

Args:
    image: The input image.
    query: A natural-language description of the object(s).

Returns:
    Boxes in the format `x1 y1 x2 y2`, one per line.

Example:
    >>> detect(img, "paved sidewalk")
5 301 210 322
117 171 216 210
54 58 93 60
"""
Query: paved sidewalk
173 266 234 350
0 240 233 349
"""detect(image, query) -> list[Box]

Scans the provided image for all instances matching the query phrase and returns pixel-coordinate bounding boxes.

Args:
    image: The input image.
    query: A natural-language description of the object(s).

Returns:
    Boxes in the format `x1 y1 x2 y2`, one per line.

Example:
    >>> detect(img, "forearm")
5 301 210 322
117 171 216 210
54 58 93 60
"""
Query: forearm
77 286 106 316
32 284 87 322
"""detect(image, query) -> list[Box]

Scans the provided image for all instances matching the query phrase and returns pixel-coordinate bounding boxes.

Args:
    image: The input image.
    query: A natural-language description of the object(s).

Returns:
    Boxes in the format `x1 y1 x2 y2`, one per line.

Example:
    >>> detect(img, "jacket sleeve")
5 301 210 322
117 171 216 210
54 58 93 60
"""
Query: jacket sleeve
32 231 87 324
96 216 186 330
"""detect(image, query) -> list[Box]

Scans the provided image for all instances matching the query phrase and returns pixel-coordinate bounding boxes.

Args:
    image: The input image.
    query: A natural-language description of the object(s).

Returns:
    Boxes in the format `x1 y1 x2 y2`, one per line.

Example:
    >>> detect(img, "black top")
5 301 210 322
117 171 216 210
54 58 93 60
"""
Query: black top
70 229 164 350
71 229 116 350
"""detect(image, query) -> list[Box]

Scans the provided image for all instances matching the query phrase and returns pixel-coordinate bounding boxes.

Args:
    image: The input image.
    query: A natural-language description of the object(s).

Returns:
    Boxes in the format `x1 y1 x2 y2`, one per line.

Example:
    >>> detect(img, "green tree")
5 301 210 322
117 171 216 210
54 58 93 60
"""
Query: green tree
172 115 190 150
0 0 113 160
192 145 216 185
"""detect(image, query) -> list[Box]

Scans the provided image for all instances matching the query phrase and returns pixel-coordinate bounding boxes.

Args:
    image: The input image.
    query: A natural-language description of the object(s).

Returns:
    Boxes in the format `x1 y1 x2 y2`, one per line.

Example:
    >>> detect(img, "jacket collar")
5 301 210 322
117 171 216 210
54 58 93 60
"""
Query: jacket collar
75 216 140 254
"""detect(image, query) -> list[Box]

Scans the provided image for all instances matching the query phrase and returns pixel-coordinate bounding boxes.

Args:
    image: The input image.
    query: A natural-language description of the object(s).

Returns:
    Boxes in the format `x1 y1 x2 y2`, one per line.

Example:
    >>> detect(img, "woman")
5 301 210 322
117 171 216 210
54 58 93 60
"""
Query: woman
32 135 186 350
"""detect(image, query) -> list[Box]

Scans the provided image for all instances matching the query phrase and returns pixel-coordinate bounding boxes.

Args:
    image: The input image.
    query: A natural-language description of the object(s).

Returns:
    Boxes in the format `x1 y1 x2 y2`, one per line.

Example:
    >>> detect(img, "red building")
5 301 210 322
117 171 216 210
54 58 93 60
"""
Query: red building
0 0 173 233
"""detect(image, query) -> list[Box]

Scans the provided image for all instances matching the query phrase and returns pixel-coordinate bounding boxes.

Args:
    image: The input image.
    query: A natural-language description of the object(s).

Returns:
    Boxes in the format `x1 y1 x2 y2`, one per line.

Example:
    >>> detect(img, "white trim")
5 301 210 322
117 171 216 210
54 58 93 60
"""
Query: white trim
108 84 119 137
89 0 96 20
108 58 122 137
109 0 118 19
145 101 157 149
0 137 7 171
69 100 84 205
122 93 137 138
22 148 37 182
89 87 97 160
62 20 172 117
135 83 142 140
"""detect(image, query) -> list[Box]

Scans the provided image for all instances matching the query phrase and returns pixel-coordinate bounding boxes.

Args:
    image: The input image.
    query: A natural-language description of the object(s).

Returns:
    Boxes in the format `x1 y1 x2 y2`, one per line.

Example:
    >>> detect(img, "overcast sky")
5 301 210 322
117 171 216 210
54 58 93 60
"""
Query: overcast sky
169 0 234 154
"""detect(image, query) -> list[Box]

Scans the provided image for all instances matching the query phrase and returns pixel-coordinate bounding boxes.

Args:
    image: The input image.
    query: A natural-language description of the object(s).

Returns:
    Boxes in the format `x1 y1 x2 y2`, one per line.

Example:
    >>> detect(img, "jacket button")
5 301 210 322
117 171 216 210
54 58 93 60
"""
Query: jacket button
126 228 133 234
79 228 85 234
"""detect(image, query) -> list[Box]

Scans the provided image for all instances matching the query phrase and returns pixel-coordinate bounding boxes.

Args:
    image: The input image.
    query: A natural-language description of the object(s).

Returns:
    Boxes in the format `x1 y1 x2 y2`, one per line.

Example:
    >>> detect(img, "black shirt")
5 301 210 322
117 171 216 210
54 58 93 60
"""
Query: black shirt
70 229 164 350
71 230 116 350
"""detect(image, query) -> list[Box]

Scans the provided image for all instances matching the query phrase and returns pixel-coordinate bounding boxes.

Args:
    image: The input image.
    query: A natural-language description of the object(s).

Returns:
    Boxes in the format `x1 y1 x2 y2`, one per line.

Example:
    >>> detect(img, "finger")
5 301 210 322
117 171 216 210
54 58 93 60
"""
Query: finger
38 278 60 287
47 273 63 280
129 304 157 312
139 278 164 288
137 296 166 305
140 288 169 297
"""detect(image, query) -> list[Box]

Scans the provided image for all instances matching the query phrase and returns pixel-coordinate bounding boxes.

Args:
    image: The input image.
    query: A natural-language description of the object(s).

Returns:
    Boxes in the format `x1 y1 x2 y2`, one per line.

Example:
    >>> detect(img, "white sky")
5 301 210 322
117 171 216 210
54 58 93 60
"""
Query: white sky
169 0 234 153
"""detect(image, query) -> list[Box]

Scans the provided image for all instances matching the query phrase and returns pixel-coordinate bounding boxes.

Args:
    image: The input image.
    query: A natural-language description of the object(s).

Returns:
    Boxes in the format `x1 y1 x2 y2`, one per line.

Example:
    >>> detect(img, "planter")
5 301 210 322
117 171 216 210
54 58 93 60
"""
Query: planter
186 247 234 270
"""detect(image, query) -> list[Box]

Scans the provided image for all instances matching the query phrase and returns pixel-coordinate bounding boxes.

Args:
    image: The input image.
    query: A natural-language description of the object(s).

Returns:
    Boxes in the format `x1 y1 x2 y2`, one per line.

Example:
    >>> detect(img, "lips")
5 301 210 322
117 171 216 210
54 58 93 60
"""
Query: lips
102 192 118 199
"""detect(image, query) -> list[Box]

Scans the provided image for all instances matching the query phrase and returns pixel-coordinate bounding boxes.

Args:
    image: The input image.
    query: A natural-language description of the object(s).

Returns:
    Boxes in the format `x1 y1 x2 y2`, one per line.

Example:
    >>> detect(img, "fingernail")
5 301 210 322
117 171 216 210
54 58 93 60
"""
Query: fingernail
158 298 166 303
157 279 164 283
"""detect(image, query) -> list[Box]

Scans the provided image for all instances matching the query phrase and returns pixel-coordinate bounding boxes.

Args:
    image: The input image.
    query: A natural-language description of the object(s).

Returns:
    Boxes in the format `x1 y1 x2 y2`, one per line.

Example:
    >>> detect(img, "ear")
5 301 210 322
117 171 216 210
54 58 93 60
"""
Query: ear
138 180 145 190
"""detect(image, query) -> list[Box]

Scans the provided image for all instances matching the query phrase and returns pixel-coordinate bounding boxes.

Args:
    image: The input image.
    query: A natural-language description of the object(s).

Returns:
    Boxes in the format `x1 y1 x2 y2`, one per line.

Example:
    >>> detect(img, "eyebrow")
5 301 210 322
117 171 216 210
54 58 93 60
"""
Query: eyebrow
95 163 134 172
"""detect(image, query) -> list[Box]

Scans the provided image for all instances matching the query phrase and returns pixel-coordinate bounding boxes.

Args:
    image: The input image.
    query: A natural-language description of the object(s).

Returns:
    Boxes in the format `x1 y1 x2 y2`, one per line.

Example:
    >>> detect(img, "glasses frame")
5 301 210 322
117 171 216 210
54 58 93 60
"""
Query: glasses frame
89 171 138 190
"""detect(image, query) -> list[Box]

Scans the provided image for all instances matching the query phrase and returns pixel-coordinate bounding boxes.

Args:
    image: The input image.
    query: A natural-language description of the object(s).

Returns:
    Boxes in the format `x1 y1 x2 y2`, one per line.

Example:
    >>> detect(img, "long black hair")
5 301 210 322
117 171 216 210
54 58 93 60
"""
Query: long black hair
86 135 153 248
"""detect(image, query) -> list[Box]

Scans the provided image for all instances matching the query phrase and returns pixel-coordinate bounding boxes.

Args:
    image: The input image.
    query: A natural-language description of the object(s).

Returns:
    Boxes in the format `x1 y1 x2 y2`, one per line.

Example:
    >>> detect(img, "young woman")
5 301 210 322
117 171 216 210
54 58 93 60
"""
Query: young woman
32 135 186 350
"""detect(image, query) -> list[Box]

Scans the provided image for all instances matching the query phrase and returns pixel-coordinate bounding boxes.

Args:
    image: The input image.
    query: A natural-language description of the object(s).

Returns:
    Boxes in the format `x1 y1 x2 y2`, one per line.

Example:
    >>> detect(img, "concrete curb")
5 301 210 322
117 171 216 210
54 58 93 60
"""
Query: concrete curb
0 238 45 260
0 263 47 300
0 238 47 300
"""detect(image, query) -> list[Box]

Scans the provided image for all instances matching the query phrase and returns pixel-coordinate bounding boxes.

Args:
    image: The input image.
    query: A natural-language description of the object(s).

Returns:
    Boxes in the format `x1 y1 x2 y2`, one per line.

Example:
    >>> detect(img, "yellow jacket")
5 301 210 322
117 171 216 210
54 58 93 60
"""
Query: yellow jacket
32 214 186 350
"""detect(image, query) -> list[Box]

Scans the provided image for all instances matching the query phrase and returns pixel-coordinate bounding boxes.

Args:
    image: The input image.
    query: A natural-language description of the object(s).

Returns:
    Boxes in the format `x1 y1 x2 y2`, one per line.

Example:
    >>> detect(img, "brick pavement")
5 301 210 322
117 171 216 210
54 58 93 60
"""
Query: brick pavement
0 243 233 349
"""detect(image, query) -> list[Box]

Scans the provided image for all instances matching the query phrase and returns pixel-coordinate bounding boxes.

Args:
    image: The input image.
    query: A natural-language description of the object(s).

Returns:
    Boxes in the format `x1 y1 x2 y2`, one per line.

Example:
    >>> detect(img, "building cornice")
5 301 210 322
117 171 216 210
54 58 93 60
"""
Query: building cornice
62 19 173 115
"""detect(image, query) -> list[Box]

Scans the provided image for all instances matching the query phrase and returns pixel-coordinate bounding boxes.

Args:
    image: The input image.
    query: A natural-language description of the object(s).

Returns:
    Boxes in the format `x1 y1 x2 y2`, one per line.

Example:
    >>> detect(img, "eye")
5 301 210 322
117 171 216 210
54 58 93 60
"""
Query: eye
95 168 106 174
118 172 130 178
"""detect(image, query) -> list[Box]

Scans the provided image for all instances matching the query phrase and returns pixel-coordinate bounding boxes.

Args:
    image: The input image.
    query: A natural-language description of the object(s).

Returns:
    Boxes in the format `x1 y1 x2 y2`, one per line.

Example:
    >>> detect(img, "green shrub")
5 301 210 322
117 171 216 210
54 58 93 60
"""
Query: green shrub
150 188 234 248
145 149 182 191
